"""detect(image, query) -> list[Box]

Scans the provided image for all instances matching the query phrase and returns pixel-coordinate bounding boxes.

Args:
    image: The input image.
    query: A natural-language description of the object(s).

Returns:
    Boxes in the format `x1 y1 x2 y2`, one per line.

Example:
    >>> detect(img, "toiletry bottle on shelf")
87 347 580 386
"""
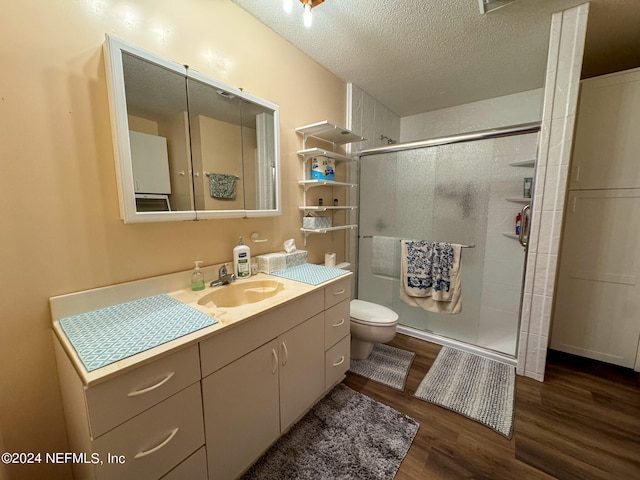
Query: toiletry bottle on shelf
233 237 251 278
515 212 522 235
191 261 205 291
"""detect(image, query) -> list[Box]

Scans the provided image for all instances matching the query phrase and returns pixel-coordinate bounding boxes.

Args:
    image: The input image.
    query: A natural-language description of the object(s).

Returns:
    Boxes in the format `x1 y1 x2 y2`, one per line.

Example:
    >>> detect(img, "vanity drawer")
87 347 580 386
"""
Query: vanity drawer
161 446 207 480
325 335 350 391
86 345 201 438
324 277 351 309
93 382 205 480
324 299 350 349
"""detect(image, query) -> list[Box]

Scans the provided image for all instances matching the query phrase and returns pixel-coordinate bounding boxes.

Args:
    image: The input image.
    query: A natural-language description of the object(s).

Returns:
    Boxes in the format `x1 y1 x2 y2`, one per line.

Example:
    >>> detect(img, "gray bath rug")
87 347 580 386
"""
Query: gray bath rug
414 347 515 438
242 384 419 480
349 343 416 391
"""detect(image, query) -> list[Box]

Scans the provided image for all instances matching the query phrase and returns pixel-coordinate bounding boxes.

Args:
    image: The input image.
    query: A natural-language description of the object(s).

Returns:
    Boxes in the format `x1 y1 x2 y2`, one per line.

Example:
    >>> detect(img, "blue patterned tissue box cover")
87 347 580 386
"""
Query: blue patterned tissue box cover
257 253 287 273
283 250 308 268
59 294 216 372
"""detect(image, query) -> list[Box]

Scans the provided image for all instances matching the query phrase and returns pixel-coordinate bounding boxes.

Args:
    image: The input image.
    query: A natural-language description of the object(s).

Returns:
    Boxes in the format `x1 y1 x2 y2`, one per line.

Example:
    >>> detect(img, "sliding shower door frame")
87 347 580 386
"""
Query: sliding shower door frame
355 122 540 365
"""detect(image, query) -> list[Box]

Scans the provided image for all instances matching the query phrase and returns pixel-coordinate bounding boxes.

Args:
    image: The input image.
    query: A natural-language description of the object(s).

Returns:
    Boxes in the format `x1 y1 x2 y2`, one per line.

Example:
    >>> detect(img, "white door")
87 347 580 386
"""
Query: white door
551 189 640 367
570 68 640 190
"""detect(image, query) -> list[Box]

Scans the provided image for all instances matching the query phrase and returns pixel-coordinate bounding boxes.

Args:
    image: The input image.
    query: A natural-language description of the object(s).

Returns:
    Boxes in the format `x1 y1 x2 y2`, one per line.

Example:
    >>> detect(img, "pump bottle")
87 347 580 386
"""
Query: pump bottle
191 261 205 291
233 237 251 278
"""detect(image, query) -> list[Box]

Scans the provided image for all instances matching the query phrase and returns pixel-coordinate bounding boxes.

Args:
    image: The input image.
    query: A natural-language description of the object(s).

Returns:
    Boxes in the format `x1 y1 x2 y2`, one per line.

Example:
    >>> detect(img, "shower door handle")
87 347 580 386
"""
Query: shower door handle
519 203 530 248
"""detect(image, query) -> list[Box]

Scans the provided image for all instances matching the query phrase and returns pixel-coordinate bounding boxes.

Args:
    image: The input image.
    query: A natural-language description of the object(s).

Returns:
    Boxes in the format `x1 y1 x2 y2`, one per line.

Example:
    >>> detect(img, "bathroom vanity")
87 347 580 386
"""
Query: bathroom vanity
51 267 351 480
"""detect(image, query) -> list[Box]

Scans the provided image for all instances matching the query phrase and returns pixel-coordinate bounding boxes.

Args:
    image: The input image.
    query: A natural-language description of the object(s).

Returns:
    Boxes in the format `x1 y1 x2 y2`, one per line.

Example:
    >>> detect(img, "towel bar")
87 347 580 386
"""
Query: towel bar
360 236 475 248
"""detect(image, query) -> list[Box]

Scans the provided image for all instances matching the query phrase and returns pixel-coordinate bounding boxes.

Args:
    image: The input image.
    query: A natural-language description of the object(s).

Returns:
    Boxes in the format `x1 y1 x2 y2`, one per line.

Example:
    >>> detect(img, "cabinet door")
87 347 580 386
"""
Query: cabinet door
129 130 171 194
551 190 640 367
279 313 325 431
571 69 640 190
202 339 280 480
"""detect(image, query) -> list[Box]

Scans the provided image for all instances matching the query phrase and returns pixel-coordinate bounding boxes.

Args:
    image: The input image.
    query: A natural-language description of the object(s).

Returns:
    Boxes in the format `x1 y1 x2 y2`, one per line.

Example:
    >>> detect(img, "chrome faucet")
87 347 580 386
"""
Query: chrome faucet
210 263 236 287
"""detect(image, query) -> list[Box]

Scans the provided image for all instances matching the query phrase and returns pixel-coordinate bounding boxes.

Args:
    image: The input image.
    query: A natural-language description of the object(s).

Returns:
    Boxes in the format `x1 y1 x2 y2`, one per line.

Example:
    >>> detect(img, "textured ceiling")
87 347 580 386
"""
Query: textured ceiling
232 0 640 117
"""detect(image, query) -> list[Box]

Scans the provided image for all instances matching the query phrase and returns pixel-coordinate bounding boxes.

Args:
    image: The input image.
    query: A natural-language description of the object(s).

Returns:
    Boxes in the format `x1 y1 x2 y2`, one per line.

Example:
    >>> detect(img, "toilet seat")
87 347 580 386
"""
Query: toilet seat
350 299 399 326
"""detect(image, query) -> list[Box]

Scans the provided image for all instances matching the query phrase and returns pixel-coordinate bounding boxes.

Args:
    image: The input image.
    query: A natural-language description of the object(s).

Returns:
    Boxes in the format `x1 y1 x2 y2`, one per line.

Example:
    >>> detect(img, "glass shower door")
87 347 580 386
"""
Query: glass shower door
358 135 529 356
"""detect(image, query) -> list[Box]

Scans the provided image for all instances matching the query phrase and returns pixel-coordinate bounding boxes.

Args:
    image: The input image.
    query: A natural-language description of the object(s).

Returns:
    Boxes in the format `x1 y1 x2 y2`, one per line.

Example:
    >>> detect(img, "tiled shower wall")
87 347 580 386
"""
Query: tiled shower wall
518 3 589 380
346 84 401 290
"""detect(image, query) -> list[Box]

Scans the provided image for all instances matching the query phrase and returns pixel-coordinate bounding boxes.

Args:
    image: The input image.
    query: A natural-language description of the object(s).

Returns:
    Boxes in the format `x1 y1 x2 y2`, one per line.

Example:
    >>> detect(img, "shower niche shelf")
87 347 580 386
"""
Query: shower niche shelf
502 232 520 239
296 121 364 245
509 158 536 167
506 197 531 203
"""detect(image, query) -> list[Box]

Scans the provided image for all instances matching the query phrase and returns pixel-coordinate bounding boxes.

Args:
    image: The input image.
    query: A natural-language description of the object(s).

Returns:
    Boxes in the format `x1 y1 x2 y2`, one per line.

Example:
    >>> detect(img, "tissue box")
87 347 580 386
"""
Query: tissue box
256 253 286 273
303 216 332 229
283 250 308 269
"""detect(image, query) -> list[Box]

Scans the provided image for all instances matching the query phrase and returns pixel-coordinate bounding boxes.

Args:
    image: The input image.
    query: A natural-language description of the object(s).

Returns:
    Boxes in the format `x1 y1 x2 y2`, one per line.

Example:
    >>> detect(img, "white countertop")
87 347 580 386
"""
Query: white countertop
51 266 351 387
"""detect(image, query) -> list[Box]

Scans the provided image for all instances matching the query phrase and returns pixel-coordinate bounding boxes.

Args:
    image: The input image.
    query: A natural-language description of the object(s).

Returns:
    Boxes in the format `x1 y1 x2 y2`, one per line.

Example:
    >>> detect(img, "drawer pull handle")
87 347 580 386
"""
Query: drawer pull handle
332 356 345 367
134 427 179 459
332 288 346 296
281 342 289 367
127 372 175 397
271 348 278 375
332 318 345 328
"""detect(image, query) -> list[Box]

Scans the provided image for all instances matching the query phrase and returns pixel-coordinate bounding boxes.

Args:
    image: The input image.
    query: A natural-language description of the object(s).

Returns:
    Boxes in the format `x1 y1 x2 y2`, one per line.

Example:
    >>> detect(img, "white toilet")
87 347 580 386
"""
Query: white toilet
350 299 399 359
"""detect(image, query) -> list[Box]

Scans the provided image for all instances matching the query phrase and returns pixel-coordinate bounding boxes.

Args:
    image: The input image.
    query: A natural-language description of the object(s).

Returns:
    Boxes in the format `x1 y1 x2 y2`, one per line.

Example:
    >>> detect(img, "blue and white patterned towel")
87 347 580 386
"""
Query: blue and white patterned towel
400 240 463 314
59 294 217 372
401 241 457 301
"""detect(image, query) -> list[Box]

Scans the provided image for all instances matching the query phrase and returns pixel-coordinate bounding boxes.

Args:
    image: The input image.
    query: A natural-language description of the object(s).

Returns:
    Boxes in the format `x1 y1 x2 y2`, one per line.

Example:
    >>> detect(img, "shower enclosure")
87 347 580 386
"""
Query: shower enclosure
356 124 539 360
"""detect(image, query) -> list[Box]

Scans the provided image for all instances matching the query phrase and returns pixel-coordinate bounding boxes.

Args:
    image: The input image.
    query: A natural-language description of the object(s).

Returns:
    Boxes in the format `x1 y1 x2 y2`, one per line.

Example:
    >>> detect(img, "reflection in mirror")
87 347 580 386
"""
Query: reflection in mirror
122 52 194 213
187 76 244 211
241 99 277 211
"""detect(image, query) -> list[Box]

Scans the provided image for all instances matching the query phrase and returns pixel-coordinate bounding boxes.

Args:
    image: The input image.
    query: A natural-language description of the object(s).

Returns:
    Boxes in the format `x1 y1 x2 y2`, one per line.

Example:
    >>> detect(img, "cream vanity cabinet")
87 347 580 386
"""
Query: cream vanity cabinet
54 274 351 480
53 342 208 480
200 279 351 480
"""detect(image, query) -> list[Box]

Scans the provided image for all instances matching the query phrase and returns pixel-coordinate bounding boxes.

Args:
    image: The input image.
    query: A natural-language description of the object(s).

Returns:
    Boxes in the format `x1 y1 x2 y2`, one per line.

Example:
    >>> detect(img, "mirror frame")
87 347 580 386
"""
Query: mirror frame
103 34 281 223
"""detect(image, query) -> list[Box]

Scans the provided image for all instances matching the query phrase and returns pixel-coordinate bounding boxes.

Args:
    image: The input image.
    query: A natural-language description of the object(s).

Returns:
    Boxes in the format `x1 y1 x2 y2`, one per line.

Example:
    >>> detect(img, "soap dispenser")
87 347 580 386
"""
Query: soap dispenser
233 237 251 278
191 261 205 291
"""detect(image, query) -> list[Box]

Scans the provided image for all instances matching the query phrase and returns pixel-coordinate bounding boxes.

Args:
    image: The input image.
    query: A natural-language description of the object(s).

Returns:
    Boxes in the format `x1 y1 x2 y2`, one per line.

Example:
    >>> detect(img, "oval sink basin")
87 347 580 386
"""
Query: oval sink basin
197 280 285 308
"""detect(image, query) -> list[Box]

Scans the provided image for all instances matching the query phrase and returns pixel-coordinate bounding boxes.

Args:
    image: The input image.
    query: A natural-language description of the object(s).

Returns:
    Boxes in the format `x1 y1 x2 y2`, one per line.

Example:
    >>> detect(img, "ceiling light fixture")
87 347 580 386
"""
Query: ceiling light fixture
283 0 293 14
298 0 324 28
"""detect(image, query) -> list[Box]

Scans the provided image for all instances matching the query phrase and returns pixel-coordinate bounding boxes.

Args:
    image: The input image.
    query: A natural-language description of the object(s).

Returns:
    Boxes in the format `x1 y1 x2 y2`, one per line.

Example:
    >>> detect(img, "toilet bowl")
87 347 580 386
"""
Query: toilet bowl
350 299 399 360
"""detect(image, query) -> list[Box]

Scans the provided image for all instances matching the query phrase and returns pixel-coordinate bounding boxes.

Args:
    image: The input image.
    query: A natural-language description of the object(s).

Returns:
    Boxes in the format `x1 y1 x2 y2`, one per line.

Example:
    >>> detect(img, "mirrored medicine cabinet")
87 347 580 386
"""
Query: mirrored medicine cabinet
103 34 281 223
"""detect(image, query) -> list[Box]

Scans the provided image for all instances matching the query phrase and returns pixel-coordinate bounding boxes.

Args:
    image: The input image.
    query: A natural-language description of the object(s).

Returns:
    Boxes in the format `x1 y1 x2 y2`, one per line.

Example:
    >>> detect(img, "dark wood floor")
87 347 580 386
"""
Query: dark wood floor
343 334 640 480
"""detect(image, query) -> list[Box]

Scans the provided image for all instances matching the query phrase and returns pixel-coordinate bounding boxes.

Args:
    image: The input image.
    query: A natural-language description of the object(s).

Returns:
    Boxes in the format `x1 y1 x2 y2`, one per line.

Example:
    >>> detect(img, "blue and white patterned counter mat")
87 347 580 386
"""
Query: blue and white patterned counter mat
59 294 217 372
270 263 349 286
